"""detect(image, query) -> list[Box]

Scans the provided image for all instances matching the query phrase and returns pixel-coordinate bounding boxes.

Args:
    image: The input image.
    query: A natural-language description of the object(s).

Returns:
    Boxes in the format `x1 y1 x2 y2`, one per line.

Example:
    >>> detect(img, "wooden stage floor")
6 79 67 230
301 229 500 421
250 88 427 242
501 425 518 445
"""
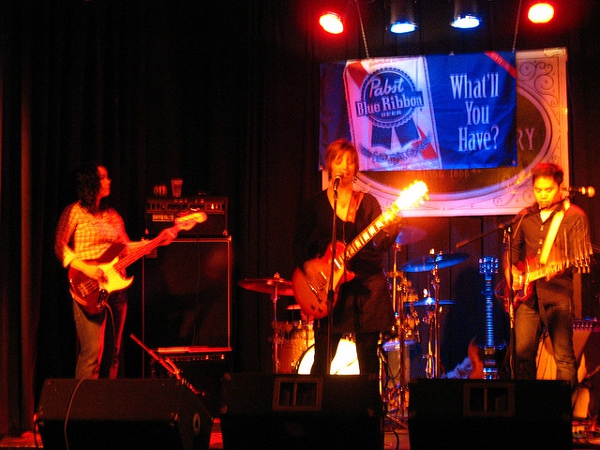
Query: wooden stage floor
2 417 600 449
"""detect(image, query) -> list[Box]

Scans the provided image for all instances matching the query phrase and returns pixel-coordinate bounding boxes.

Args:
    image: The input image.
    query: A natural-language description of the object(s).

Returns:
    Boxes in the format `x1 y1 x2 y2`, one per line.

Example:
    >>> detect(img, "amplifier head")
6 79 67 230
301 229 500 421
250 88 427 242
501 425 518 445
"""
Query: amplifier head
146 196 228 237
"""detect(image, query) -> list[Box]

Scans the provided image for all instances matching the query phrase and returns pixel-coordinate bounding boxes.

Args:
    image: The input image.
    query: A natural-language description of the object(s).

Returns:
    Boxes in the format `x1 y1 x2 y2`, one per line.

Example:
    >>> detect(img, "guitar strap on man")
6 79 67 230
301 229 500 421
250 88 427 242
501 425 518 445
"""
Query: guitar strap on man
540 199 569 265
345 191 364 224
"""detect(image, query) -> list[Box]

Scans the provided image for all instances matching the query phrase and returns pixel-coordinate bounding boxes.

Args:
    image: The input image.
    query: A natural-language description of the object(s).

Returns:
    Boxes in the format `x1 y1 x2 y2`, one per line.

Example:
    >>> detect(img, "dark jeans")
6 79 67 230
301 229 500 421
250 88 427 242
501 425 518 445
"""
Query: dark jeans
514 276 577 388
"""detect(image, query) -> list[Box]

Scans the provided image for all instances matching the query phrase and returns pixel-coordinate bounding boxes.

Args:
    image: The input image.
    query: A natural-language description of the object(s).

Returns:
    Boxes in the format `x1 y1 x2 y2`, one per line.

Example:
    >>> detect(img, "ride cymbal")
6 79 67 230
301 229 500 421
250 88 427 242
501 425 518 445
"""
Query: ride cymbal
238 275 294 297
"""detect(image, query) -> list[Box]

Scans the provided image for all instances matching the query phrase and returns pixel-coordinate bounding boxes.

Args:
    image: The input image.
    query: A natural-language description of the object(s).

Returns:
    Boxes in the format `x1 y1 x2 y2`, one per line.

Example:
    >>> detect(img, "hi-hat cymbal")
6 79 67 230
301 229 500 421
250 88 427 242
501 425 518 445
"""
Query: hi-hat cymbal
401 252 468 272
395 226 427 246
412 297 455 306
238 276 294 297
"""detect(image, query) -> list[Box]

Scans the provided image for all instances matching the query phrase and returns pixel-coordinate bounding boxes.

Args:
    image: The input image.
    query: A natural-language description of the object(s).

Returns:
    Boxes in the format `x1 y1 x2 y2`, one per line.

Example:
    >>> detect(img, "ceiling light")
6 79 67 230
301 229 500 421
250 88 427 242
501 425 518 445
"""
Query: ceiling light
451 0 481 29
319 11 345 34
389 0 417 34
528 2 554 24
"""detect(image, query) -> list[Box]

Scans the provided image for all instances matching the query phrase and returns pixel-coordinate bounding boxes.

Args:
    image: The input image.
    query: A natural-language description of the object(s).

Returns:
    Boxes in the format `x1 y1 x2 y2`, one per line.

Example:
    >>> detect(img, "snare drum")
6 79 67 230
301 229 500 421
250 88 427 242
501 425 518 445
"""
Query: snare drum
296 338 359 375
382 338 412 387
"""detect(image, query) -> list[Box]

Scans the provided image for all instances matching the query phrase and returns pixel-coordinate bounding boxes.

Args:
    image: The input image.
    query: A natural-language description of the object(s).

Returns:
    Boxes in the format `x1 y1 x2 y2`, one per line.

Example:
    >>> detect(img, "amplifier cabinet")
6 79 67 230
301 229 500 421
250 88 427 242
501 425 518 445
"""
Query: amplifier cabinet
146 196 227 237
537 318 600 420
144 237 232 350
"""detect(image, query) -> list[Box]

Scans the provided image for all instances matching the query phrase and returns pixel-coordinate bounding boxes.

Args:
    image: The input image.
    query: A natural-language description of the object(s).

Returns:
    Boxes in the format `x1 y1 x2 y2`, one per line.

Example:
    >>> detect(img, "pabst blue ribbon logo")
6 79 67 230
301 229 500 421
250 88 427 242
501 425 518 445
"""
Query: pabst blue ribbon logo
356 67 423 131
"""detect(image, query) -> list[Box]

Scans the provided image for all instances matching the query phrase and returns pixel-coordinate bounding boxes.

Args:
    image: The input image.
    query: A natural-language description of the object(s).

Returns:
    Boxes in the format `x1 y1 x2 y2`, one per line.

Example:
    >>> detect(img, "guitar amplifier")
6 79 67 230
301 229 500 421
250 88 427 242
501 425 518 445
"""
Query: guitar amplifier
145 196 228 237
537 318 600 419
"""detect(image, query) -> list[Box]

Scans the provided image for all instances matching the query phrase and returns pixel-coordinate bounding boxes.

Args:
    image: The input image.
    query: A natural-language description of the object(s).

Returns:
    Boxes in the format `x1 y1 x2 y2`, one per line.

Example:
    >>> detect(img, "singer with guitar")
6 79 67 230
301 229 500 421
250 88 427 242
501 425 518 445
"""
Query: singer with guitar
292 139 403 375
55 163 179 379
504 162 593 389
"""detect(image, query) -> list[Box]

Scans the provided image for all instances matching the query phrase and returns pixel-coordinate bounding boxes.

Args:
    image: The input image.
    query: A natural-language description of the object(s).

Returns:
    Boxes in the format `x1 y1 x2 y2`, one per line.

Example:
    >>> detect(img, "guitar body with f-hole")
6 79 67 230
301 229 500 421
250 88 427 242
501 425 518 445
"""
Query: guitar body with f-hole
68 212 206 315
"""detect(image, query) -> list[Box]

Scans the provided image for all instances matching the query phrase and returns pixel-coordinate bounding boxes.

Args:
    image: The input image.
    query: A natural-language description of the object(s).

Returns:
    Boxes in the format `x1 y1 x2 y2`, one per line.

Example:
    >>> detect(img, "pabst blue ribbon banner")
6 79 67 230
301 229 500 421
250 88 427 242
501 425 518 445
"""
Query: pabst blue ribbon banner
319 49 568 217
321 51 517 171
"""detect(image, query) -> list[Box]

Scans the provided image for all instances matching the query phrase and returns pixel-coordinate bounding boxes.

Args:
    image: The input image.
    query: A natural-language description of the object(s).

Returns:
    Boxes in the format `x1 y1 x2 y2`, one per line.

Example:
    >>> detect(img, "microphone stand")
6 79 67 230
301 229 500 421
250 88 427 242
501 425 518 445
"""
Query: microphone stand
326 184 339 374
129 333 199 394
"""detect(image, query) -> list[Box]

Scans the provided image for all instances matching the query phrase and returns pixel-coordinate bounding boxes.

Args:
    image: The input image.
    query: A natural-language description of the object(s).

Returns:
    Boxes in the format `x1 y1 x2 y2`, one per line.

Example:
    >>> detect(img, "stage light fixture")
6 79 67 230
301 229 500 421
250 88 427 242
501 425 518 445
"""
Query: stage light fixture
528 2 554 24
320 11 345 34
389 0 417 34
451 0 481 29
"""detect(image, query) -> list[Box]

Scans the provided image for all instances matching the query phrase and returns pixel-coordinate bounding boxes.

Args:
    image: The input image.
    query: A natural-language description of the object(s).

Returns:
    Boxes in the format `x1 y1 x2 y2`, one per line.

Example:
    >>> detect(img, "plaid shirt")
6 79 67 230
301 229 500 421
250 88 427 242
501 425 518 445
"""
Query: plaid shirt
55 201 130 268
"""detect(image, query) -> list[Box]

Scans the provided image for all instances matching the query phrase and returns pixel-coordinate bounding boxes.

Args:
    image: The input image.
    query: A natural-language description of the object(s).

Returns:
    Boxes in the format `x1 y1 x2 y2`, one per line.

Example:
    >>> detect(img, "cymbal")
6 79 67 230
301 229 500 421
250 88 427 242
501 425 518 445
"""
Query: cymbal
395 226 427 245
412 297 455 306
238 276 294 297
401 252 468 272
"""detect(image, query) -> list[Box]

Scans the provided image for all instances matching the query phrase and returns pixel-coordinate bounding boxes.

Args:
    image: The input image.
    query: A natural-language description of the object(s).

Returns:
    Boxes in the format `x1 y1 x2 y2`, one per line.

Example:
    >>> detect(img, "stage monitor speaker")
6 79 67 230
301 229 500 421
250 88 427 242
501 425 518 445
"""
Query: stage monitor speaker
143 237 232 349
408 379 572 450
36 378 213 450
153 350 231 418
219 373 384 450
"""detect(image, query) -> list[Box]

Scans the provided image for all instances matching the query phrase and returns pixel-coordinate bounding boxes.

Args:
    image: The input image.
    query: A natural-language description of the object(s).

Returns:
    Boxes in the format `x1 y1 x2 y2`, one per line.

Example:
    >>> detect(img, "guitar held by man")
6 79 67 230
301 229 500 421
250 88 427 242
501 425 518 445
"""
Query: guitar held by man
494 254 591 312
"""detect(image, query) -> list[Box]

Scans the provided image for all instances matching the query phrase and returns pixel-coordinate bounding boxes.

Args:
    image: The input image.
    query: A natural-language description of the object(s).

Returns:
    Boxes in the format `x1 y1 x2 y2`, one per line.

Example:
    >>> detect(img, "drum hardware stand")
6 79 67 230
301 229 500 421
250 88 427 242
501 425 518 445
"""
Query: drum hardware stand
400 248 467 379
385 242 410 425
426 250 443 379
237 273 295 374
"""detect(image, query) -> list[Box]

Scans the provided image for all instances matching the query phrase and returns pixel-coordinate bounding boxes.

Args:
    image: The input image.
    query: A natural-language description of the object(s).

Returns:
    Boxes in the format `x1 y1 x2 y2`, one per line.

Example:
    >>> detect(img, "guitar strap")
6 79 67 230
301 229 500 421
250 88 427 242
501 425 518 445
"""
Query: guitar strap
540 199 569 265
345 191 364 224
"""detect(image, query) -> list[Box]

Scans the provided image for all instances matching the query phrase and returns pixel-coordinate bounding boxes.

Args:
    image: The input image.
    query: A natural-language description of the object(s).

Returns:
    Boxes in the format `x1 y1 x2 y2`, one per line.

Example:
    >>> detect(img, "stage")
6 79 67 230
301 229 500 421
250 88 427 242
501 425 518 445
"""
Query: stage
3 376 600 449
2 418 600 449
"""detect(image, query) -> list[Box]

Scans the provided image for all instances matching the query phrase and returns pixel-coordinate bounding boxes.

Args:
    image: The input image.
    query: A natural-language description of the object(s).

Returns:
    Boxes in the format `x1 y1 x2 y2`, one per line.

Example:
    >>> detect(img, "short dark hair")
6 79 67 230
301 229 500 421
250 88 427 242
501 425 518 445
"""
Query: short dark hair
532 162 564 186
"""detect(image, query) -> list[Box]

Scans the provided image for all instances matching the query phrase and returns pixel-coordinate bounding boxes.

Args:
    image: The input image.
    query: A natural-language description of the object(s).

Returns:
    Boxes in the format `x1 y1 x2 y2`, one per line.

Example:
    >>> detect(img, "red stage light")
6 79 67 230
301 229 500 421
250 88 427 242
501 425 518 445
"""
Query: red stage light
319 11 344 34
528 2 554 24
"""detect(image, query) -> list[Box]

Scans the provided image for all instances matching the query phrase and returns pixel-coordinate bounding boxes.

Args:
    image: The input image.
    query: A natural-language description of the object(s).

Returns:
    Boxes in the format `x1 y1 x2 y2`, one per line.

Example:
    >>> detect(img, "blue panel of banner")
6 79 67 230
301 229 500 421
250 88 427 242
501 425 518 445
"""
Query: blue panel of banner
320 52 517 171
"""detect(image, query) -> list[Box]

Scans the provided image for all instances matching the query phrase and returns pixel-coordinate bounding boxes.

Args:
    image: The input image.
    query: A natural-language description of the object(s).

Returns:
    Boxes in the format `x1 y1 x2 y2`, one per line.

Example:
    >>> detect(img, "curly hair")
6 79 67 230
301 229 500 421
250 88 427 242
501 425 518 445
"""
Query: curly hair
76 162 103 212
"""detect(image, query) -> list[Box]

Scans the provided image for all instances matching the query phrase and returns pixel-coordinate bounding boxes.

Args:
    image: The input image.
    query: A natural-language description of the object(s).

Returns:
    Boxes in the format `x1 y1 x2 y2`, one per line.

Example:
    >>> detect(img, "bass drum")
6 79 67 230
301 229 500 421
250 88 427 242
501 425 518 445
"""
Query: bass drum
296 338 360 375
278 323 314 374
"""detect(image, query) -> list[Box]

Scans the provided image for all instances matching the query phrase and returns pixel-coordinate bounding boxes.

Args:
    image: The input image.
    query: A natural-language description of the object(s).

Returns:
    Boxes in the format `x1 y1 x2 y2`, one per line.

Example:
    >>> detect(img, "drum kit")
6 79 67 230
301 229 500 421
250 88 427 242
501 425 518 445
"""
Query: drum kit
237 226 469 420
382 227 468 421
237 273 357 375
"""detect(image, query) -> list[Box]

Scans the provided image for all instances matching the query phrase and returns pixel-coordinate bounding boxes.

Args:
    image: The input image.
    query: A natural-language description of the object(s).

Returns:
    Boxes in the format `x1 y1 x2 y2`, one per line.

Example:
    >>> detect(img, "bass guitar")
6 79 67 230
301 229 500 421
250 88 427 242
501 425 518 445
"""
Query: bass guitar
292 181 428 319
68 212 206 315
468 256 506 379
495 255 592 311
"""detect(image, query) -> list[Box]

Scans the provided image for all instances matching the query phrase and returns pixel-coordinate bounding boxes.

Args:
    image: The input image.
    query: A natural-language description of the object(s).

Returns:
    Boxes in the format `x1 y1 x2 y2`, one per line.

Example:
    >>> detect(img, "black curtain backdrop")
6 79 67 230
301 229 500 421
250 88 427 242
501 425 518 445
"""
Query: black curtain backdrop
1 0 599 435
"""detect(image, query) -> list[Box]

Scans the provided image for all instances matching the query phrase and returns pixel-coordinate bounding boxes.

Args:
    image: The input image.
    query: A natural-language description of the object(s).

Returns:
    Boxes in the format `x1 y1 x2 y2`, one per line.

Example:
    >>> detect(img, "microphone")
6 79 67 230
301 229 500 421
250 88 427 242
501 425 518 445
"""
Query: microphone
564 186 596 197
333 175 342 191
